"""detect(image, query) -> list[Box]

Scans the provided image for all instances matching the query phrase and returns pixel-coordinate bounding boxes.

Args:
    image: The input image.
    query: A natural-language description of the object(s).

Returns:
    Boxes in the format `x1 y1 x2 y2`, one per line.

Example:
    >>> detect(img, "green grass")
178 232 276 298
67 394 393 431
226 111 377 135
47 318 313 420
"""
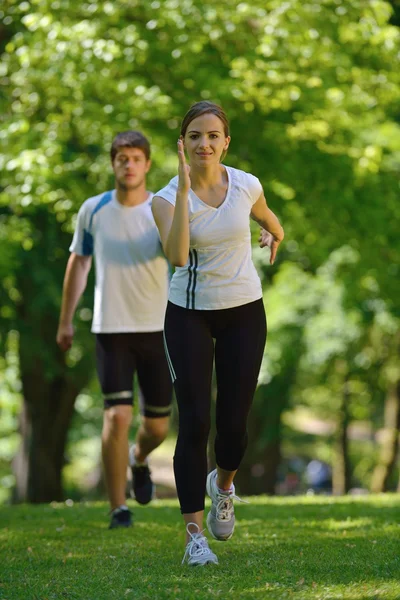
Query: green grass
1 495 400 599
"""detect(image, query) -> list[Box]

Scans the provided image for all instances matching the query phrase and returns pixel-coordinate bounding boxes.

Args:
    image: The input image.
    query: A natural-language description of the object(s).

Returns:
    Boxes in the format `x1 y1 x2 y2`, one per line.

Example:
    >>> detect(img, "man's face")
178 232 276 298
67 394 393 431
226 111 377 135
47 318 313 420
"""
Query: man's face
112 147 151 190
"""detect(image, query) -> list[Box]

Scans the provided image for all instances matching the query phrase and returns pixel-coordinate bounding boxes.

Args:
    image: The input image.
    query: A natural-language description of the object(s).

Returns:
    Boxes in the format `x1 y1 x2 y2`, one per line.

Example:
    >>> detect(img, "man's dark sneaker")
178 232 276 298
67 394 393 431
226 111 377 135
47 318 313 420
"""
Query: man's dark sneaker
129 445 155 505
109 506 132 529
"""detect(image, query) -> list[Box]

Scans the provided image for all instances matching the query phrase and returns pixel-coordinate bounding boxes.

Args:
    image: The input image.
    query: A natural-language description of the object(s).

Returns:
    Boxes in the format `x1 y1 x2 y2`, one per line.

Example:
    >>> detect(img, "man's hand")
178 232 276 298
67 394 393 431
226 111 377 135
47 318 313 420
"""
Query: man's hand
56 323 74 352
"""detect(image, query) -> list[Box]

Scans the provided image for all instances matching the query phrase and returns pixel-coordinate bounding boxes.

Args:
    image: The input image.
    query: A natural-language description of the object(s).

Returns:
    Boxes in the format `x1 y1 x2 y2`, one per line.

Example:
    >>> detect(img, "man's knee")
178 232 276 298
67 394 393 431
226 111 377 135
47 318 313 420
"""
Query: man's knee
142 416 169 443
104 405 132 434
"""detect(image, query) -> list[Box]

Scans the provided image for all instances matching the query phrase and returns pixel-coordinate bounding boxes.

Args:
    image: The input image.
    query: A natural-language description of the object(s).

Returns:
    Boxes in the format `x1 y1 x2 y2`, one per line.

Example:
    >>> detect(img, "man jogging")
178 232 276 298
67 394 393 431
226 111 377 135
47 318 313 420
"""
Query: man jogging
57 131 172 529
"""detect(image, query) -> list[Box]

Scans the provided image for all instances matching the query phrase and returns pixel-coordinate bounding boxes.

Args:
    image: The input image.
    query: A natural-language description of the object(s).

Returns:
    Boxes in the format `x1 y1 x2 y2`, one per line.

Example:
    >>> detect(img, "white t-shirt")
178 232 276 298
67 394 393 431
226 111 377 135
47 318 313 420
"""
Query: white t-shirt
155 166 263 310
70 190 169 333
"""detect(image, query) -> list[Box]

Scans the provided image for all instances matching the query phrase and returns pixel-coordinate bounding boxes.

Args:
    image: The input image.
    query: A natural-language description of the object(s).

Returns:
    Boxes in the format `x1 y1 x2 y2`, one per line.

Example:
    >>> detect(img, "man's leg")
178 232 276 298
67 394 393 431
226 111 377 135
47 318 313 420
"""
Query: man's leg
129 331 173 503
102 404 132 510
96 333 135 526
134 415 170 463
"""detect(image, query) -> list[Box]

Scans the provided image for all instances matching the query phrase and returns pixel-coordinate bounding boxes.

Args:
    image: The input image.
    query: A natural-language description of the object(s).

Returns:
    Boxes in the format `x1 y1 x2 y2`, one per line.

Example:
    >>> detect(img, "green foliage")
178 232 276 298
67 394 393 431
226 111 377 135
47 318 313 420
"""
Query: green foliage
253 244 399 489
2 0 399 305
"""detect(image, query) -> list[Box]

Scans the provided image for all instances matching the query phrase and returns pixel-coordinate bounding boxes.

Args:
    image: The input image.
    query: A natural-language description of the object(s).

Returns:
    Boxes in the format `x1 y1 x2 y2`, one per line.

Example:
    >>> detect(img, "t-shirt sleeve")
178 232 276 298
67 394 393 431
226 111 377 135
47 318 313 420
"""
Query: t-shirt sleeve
154 176 179 207
246 172 263 206
69 202 93 256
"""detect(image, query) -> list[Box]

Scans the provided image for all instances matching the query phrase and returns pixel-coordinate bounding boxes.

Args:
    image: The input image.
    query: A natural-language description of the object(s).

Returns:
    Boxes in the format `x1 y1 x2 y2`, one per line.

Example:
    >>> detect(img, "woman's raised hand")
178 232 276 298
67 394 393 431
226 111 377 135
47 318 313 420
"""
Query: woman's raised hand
177 138 191 194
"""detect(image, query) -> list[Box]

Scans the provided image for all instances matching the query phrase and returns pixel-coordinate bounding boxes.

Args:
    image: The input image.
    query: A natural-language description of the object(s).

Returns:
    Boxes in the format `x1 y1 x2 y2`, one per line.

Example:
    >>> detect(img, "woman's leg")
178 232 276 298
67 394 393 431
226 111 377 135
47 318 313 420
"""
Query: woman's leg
206 300 266 540
214 299 267 474
164 303 220 564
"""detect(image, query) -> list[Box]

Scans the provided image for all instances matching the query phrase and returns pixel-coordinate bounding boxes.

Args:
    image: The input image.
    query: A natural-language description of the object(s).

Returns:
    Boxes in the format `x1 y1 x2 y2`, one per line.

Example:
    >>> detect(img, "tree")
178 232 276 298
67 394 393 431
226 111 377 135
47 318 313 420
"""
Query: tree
370 333 400 492
0 204 95 502
1 0 399 499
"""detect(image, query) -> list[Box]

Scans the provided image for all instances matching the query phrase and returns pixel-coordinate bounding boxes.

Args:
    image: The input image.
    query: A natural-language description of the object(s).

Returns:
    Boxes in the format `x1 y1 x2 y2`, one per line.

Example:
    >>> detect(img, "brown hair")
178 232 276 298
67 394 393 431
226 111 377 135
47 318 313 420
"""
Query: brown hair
180 101 230 138
110 131 151 162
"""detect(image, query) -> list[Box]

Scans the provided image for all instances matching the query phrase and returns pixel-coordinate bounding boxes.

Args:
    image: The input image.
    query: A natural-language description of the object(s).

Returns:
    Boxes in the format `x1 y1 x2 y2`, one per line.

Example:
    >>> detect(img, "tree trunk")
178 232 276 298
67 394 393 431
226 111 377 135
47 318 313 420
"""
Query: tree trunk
235 439 281 495
234 384 283 496
10 205 96 503
332 379 351 495
12 325 93 503
371 379 400 493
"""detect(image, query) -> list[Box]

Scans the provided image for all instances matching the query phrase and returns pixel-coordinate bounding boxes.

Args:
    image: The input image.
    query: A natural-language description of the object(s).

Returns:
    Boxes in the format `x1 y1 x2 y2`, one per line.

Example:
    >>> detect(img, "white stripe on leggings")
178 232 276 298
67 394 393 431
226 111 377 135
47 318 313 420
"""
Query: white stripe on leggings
163 331 177 382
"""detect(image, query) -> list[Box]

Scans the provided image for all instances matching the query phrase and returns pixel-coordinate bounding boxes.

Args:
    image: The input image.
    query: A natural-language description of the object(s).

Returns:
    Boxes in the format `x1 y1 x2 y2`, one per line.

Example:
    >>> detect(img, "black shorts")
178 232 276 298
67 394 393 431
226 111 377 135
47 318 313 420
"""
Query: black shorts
95 332 173 418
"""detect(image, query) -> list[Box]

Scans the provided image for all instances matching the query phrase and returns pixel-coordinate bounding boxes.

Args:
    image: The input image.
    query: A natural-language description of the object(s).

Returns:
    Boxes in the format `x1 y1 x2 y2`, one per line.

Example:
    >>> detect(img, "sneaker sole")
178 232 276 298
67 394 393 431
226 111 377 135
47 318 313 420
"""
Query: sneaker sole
188 557 219 566
206 511 234 541
205 470 215 499
130 481 155 504
109 522 132 530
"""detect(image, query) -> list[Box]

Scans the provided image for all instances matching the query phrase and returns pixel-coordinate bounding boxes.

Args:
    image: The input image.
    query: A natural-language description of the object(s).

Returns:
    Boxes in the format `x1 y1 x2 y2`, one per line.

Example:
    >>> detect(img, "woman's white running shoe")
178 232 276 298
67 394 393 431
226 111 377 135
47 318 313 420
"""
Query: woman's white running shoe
206 469 246 541
182 523 219 566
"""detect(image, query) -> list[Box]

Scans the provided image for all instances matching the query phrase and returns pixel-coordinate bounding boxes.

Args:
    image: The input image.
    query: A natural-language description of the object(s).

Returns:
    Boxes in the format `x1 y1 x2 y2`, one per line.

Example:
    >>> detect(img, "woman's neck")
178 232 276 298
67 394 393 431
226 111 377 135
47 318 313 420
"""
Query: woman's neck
190 164 226 189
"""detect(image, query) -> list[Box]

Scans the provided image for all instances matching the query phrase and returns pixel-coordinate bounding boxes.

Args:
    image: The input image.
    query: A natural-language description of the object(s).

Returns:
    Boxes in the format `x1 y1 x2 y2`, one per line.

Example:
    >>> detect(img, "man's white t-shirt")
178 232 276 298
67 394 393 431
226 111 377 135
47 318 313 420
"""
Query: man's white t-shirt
155 166 263 310
70 190 169 333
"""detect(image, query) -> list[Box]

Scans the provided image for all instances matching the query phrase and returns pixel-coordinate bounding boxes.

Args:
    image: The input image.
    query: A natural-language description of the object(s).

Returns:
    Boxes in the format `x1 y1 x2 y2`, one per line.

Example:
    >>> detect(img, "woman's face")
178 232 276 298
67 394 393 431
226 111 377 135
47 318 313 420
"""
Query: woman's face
183 113 230 166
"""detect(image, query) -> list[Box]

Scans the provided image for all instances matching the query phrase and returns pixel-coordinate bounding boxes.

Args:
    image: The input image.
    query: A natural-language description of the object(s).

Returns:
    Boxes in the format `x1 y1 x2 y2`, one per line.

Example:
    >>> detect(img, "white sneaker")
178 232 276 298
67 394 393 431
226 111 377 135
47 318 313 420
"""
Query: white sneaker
182 523 219 566
206 469 246 541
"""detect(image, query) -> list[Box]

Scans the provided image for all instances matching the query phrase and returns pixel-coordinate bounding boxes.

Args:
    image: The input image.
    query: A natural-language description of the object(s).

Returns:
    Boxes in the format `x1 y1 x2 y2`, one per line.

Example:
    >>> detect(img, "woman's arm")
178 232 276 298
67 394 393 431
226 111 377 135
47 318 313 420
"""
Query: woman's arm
152 139 191 267
251 191 284 265
152 195 189 267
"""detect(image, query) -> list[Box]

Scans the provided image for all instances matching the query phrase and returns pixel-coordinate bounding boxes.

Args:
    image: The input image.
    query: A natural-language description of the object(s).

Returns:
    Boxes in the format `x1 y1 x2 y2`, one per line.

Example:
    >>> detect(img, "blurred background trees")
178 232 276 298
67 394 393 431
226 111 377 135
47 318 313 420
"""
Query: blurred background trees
1 0 399 502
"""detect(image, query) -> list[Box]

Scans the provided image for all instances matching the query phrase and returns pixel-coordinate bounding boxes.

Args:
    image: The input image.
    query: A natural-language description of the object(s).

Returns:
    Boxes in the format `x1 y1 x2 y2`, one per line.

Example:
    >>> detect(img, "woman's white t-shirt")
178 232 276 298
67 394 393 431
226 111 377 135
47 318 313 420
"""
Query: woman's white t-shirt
155 166 263 310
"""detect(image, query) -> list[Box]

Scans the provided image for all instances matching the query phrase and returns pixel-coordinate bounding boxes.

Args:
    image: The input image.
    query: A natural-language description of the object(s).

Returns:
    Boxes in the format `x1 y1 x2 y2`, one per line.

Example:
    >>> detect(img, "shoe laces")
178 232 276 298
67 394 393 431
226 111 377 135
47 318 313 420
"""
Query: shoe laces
215 489 247 522
182 523 212 565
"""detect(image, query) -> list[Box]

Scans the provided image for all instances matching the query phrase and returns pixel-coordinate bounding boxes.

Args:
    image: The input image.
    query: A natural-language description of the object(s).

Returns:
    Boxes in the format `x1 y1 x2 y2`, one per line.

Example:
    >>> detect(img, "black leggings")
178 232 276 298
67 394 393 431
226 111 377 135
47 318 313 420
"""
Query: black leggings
164 299 267 514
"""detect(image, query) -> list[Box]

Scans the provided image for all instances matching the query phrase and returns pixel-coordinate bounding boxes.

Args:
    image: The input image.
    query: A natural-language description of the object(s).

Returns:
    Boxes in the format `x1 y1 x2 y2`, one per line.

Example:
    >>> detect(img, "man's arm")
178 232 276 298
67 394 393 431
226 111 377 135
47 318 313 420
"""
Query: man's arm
56 253 92 351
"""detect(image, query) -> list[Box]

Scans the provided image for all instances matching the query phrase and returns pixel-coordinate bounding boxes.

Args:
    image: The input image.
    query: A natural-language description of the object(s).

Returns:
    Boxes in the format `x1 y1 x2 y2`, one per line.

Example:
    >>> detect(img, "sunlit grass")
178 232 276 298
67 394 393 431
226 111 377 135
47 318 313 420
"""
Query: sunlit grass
1 495 399 599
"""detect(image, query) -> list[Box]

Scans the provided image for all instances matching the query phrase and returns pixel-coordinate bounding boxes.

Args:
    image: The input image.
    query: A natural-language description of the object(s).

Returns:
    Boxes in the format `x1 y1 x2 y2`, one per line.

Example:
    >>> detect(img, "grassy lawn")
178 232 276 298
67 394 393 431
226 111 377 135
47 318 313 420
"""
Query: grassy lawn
1 495 399 600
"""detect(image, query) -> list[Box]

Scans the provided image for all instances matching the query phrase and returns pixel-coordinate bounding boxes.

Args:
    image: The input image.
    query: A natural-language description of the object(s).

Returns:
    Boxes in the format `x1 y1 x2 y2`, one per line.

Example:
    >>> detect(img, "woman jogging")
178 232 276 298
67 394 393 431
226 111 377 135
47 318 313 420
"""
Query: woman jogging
152 101 284 565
